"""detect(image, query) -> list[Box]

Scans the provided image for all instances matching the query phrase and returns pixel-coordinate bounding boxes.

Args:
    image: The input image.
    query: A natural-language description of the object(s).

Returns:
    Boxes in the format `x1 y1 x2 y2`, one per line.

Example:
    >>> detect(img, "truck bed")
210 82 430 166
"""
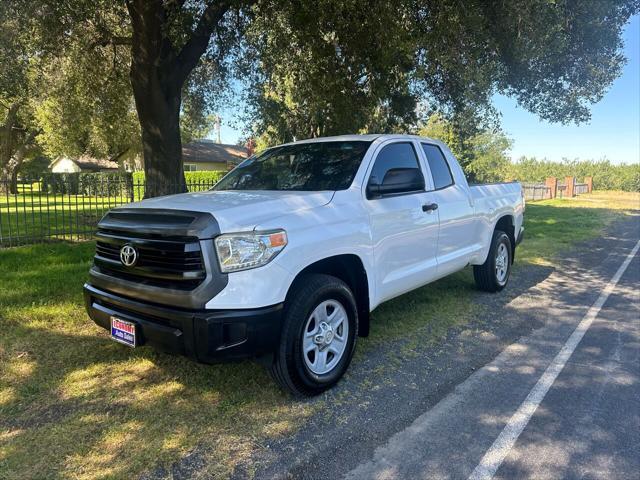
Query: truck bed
468 181 521 200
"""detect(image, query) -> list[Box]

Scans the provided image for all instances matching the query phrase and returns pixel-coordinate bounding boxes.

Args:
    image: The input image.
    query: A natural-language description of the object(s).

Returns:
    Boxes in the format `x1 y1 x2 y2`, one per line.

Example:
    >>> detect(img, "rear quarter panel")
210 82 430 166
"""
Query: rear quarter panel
469 183 524 265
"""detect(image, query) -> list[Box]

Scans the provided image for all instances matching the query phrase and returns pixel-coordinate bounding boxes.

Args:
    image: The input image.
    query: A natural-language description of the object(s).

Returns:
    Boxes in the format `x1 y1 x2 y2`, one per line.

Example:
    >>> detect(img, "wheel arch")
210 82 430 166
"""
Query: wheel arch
287 254 371 337
494 214 516 262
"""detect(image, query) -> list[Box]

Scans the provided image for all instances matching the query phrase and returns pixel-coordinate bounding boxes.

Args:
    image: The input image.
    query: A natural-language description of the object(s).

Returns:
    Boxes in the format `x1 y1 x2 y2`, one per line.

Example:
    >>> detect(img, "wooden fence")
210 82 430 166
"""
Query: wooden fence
522 176 592 201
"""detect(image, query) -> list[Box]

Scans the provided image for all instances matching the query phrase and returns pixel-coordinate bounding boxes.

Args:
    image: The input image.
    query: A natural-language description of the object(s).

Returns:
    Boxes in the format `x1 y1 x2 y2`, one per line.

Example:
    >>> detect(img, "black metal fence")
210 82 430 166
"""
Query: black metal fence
0 175 596 248
0 177 218 248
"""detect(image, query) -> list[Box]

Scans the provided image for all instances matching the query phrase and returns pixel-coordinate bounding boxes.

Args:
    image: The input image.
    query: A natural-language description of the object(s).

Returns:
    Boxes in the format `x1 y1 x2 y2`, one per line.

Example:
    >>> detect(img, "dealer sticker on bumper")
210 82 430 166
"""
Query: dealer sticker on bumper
110 317 136 347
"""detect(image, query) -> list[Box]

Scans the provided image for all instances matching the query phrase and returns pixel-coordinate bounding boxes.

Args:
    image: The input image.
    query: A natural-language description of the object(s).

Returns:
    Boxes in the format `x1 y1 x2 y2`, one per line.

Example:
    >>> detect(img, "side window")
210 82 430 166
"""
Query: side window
369 142 421 185
422 143 454 190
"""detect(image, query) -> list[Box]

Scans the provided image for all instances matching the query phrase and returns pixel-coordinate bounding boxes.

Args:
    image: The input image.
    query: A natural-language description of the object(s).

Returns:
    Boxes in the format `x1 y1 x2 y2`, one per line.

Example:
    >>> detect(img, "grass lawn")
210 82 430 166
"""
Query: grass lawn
1 191 638 479
0 193 124 246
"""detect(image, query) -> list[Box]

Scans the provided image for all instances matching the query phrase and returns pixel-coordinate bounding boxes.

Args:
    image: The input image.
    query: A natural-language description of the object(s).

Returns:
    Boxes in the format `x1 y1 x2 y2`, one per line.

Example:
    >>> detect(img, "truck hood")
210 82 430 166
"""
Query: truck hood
121 190 334 232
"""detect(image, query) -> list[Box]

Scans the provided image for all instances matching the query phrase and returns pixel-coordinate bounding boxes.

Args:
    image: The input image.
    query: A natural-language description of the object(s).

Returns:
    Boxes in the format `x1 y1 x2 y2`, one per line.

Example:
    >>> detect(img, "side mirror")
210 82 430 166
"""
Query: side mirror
367 168 425 199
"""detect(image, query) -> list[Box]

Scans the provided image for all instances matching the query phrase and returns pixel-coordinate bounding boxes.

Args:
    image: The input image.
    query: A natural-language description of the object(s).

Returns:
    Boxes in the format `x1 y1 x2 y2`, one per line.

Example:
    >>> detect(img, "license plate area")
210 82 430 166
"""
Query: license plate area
110 317 136 347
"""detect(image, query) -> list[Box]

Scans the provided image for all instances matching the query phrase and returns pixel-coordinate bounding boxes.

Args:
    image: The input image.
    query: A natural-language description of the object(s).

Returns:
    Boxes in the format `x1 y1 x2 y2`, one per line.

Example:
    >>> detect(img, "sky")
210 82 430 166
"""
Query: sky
214 15 639 165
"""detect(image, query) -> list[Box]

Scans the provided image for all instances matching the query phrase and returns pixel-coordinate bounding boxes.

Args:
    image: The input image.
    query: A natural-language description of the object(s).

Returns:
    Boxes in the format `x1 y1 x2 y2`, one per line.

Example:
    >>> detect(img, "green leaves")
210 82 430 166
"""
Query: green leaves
244 0 418 144
249 0 638 146
2 0 638 189
511 157 640 192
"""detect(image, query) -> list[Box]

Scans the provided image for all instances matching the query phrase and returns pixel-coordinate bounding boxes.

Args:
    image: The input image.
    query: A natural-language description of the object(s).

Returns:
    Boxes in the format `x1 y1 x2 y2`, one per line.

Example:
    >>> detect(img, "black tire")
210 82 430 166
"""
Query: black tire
269 273 358 397
473 230 512 292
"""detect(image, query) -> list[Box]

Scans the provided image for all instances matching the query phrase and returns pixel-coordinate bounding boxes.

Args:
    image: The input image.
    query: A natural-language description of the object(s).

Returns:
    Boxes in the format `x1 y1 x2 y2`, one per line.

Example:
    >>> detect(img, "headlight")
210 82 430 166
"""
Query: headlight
214 230 288 273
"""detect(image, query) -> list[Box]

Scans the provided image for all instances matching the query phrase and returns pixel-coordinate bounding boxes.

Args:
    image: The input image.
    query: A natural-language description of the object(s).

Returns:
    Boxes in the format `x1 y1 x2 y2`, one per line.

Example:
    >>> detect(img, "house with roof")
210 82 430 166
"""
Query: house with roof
48 140 249 174
49 155 120 173
182 140 248 171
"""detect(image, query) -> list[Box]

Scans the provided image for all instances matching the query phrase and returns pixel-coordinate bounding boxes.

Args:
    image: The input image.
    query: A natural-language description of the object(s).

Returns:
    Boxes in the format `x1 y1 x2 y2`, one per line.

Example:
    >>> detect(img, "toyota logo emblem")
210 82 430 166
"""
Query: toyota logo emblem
120 244 138 267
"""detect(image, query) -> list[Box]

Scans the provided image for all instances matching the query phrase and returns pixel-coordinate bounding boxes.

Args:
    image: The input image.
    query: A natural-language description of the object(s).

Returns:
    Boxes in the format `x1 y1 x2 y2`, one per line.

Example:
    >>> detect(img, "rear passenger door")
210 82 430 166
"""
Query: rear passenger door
420 143 477 275
364 141 440 304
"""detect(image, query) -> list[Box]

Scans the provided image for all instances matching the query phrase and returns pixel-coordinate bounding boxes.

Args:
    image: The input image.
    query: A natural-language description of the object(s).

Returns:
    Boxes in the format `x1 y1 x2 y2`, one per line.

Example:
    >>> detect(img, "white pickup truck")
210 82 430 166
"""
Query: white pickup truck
84 134 524 396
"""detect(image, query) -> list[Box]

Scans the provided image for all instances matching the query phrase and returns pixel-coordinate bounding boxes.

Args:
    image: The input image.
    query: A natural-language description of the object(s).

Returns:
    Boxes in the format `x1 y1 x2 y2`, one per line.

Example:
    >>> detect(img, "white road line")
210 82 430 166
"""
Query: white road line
468 239 640 480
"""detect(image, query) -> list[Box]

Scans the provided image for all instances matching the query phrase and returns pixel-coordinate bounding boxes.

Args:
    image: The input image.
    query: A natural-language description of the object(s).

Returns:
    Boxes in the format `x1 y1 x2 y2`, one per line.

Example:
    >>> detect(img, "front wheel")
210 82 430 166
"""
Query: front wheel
473 230 512 292
269 274 358 397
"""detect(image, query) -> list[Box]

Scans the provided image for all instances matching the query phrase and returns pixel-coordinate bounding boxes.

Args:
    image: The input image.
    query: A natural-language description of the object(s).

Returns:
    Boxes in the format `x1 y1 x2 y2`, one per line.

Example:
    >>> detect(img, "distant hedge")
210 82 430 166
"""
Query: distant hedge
132 170 225 188
39 170 226 199
42 172 132 197
131 170 226 199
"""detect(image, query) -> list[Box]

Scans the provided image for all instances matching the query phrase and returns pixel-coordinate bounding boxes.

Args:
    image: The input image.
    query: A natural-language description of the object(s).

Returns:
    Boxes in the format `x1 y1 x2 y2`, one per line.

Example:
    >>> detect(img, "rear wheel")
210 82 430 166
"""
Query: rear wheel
474 230 512 292
269 274 358 396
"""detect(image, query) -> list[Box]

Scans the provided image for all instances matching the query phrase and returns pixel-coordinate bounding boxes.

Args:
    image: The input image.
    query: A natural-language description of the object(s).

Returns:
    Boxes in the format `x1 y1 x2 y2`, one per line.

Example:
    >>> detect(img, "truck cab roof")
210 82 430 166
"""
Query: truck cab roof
280 134 441 146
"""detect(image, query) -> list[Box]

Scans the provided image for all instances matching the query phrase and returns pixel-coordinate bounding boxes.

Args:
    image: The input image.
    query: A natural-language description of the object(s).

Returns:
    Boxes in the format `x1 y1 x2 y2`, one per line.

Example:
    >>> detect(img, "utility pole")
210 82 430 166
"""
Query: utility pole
214 115 222 144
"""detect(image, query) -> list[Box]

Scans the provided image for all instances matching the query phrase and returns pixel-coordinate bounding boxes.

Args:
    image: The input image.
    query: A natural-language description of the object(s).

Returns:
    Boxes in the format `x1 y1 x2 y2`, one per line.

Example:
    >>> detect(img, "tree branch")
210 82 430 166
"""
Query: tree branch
86 15 133 49
91 35 132 49
1 101 22 129
166 0 188 13
170 1 233 88
127 0 165 67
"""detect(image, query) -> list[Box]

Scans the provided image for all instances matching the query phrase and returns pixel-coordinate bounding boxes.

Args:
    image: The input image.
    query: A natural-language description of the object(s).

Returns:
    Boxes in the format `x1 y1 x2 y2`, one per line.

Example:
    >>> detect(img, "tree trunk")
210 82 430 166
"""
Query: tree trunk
8 138 33 194
131 73 186 198
127 0 186 198
126 0 233 198
10 167 19 194
0 102 20 195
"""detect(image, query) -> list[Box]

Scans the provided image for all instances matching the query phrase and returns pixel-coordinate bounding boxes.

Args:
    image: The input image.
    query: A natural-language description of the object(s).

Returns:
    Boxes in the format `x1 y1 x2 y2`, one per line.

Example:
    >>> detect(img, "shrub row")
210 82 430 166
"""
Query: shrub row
35 161 639 197
131 171 226 199
38 171 227 198
42 172 133 197
131 171 226 189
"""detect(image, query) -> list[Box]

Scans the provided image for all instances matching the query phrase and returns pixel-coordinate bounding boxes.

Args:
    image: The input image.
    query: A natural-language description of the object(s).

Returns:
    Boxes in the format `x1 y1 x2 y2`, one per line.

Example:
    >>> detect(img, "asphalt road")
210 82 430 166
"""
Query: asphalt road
491 246 639 480
345 237 640 480
234 214 639 480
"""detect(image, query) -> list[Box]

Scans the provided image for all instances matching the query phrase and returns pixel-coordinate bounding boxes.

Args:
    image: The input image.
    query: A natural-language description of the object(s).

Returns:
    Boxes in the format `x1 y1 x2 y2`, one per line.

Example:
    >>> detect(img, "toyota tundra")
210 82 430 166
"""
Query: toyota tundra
84 134 524 396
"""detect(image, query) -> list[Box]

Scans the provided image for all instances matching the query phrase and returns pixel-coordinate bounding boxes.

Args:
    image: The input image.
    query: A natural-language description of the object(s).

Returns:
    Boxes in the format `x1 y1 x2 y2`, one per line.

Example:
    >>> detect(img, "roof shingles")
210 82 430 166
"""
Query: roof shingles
182 140 248 165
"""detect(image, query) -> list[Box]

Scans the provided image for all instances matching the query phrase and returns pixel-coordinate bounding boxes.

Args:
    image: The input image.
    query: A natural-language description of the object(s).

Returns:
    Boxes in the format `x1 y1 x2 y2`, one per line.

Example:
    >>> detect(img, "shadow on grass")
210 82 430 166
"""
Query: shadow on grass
0 243 306 479
1 320 304 479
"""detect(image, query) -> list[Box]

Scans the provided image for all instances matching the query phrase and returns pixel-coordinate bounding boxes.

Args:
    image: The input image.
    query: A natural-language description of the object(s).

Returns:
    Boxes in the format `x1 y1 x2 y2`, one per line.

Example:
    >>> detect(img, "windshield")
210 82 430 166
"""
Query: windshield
214 141 372 192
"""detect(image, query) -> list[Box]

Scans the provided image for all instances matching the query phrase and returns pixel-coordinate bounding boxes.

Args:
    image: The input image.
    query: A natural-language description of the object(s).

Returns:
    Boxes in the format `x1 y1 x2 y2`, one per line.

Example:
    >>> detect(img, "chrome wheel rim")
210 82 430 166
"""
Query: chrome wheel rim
495 242 509 285
302 299 349 375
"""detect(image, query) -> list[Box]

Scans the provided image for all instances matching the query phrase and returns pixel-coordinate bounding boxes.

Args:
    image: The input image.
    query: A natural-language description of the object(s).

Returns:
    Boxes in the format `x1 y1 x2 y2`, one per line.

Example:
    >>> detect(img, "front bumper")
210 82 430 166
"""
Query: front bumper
83 284 283 363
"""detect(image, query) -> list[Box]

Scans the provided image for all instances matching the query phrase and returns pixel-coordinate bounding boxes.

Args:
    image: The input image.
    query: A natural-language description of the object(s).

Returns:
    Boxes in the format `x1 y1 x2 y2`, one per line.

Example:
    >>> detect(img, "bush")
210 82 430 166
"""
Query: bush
43 172 133 197
42 173 78 195
132 170 226 198
79 172 133 197
184 171 227 191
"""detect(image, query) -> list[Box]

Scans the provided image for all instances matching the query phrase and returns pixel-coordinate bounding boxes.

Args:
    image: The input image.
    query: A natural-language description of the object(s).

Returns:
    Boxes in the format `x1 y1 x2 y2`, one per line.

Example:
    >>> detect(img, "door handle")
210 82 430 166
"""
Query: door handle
422 203 438 212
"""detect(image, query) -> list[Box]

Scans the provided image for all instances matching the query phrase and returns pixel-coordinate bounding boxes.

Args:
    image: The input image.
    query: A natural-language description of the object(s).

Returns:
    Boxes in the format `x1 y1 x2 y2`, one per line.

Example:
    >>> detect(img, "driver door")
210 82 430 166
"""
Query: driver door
364 141 440 304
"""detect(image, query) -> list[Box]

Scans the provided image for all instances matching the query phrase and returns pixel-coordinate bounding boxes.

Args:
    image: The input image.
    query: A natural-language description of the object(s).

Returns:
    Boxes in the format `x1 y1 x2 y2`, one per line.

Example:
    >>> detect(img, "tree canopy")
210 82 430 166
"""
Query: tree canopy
0 0 637 195
244 0 417 147
249 0 637 148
